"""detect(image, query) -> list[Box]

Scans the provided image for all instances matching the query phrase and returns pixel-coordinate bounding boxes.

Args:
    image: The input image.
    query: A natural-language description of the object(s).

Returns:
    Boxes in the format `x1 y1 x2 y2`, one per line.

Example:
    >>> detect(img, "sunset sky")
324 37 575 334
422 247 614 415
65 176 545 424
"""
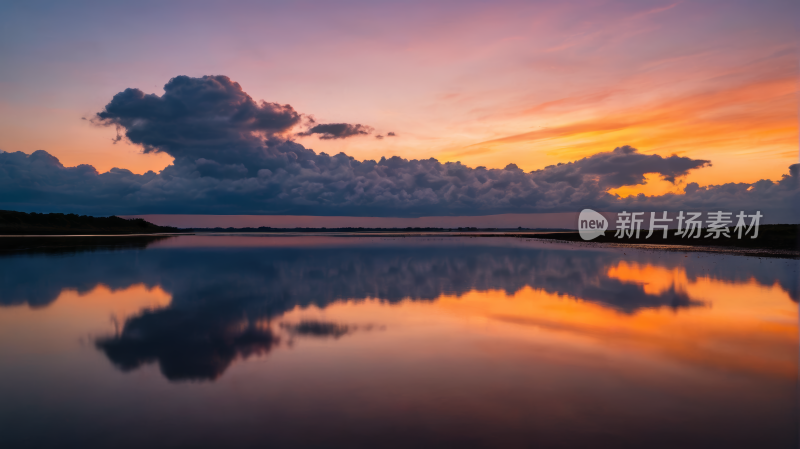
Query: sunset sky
0 0 797 222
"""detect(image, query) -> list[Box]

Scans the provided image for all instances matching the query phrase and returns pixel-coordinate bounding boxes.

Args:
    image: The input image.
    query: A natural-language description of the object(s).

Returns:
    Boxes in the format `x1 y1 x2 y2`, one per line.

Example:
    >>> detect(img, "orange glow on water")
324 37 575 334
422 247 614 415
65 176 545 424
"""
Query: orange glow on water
278 263 797 382
2 263 795 380
0 248 795 447
0 283 171 353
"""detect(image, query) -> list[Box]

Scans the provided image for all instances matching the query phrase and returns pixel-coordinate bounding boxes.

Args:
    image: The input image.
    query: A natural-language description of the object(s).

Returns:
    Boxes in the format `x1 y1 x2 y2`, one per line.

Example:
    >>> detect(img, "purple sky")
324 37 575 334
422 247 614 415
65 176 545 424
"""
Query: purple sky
0 0 797 225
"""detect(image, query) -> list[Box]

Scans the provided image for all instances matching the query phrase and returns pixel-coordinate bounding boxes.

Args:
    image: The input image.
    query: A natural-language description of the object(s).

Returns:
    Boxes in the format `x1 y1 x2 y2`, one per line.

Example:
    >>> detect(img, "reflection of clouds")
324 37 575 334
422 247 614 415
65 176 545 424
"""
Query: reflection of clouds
1 238 797 381
607 261 687 295
281 320 353 339
97 315 363 381
96 309 278 381
1 240 796 311
0 236 169 308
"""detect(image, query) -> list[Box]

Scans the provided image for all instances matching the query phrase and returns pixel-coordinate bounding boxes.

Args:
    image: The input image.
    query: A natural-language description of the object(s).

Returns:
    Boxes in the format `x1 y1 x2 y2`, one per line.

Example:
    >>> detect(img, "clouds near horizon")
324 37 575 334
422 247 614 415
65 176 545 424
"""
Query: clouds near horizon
0 75 796 220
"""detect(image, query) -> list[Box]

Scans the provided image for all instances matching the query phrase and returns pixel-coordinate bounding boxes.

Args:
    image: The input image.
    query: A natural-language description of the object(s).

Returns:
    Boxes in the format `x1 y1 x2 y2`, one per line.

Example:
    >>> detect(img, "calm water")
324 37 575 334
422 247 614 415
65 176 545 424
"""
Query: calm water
0 235 797 448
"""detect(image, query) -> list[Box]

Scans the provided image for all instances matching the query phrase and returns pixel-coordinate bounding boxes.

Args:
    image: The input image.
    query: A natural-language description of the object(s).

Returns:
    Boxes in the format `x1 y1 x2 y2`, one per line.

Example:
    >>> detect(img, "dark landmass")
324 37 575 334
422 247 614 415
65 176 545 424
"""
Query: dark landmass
188 226 573 233
187 224 798 255
0 235 175 254
523 224 798 253
0 210 184 235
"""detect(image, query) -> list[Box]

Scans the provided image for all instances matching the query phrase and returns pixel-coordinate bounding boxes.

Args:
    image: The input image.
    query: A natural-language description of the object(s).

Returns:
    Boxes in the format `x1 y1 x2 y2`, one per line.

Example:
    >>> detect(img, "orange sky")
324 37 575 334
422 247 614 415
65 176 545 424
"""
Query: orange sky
0 1 796 197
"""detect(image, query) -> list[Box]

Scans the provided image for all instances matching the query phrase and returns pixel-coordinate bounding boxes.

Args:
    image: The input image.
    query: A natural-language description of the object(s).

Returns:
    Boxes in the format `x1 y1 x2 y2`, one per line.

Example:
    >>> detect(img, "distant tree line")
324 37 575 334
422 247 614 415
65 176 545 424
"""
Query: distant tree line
187 226 571 233
0 210 181 235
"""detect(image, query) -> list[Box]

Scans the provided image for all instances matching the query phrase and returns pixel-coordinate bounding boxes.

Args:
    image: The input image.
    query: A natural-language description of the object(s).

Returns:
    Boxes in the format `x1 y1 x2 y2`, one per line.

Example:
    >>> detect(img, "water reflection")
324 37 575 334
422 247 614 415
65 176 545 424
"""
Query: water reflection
1 236 797 382
96 313 279 381
0 236 796 448
2 237 795 311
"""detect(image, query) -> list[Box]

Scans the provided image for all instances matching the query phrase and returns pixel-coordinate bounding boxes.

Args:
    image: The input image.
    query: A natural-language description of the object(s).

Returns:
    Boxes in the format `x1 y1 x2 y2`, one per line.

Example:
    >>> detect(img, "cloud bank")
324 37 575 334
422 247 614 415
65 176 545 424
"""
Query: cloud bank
0 75 796 219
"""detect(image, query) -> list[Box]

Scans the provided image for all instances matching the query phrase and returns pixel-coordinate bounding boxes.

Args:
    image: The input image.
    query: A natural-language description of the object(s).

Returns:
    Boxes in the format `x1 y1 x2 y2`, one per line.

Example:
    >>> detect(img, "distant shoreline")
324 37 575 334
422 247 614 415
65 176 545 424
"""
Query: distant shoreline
525 236 799 260
185 227 574 233
0 210 183 235
1 209 796 259
0 229 796 259
508 225 799 259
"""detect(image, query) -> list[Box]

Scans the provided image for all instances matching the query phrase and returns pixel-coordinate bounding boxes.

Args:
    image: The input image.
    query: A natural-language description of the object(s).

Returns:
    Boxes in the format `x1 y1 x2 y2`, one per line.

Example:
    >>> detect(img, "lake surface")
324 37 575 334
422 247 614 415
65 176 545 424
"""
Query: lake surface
0 235 797 448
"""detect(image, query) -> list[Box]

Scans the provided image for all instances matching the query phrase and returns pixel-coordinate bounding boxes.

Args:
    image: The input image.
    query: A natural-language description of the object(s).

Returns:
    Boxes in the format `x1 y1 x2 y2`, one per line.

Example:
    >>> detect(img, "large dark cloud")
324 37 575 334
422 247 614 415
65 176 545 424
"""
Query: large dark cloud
541 145 710 187
0 74 796 219
95 75 303 166
1 145 794 218
298 123 373 139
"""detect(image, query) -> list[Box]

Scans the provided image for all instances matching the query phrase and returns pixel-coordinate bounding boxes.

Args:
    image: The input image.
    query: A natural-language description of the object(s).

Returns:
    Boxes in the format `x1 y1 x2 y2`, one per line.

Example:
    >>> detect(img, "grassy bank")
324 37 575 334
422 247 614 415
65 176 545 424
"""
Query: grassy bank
525 224 798 252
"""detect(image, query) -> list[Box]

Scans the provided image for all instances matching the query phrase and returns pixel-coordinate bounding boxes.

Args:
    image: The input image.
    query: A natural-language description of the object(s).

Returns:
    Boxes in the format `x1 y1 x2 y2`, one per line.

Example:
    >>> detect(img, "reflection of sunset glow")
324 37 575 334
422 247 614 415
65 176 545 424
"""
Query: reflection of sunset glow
273 257 798 384
434 283 797 380
607 260 689 295
1 235 797 446
62 283 172 323
607 260 796 308
2 255 796 385
1 258 796 384
0 284 172 352
21 265 792 382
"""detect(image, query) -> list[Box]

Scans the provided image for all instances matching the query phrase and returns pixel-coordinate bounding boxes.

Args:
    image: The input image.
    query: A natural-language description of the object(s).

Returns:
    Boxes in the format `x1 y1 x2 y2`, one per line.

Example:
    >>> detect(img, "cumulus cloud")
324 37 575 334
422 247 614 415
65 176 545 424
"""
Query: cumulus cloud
2 144 794 218
298 123 373 139
95 75 303 166
0 75 796 220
